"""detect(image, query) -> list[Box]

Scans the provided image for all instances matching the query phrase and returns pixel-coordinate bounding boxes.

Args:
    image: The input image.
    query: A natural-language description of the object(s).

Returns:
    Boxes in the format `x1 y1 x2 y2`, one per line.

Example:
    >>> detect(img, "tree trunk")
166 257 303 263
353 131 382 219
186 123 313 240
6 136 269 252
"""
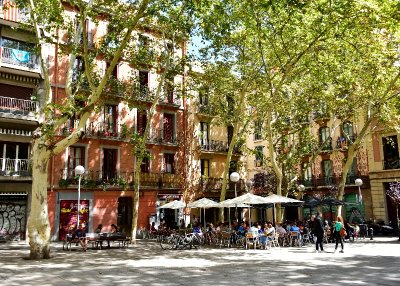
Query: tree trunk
131 165 141 244
27 139 51 259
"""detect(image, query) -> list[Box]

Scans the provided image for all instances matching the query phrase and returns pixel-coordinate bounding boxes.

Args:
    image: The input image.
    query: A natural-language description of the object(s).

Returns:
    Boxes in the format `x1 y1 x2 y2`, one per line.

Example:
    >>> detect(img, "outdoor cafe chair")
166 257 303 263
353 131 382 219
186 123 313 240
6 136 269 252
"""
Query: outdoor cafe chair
245 232 260 250
270 233 280 248
289 231 302 247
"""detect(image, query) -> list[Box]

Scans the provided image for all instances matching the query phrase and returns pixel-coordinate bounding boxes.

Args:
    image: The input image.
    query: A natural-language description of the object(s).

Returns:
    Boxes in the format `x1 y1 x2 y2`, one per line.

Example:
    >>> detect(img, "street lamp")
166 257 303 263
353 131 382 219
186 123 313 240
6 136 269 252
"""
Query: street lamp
355 178 363 204
298 184 305 219
75 165 85 229
230 172 240 221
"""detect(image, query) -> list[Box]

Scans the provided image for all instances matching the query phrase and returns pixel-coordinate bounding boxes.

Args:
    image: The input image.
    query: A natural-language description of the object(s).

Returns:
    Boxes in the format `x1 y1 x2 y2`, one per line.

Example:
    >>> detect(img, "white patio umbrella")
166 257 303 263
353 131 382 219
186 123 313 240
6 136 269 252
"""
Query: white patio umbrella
158 200 186 227
220 193 269 227
264 194 304 225
159 200 186 209
187 198 220 228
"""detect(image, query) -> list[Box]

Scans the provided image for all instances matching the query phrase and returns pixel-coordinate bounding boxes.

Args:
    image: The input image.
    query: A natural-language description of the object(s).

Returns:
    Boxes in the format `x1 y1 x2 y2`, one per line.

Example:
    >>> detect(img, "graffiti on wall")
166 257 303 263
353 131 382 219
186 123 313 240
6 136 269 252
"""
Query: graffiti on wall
0 199 27 241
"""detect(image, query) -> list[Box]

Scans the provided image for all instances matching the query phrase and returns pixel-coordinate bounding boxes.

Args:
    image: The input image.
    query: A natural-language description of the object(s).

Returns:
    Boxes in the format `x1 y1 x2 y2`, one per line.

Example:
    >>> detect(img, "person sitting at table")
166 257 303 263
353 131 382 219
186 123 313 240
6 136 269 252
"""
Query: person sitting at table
265 223 276 238
111 223 119 233
150 222 157 236
75 223 87 251
289 222 301 245
95 224 103 234
276 223 287 236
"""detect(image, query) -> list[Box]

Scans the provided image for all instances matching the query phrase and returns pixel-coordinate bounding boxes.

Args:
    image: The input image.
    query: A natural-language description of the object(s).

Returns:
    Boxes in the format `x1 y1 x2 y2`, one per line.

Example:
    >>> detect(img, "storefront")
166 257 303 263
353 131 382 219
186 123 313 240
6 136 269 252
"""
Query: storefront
0 192 28 241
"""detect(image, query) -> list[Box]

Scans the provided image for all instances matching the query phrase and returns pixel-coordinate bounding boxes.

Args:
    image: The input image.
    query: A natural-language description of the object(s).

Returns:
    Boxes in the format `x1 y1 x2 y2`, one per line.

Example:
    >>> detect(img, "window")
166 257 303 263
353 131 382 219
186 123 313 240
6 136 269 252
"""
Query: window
319 126 331 150
255 146 264 167
163 113 175 143
321 160 333 185
0 141 30 174
139 70 149 97
140 152 151 173
103 148 117 180
383 135 400 170
164 153 175 174
200 159 209 177
165 76 174 103
106 62 118 79
73 56 85 82
254 120 262 141
104 105 118 134
343 122 354 137
346 158 357 184
199 122 209 147
199 87 209 105
302 162 312 186
68 146 85 176
137 109 147 136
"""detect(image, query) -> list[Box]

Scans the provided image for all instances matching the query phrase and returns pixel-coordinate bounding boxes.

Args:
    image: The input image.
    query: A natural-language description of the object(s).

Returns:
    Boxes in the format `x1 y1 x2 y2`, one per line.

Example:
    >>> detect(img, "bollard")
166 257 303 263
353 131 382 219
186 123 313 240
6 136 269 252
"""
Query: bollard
369 228 374 240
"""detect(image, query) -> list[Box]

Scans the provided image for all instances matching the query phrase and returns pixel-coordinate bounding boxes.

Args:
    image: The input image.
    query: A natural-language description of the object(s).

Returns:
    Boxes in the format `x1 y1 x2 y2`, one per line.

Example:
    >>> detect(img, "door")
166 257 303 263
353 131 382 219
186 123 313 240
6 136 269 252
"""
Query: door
322 160 333 185
103 149 117 181
163 113 175 143
117 197 132 235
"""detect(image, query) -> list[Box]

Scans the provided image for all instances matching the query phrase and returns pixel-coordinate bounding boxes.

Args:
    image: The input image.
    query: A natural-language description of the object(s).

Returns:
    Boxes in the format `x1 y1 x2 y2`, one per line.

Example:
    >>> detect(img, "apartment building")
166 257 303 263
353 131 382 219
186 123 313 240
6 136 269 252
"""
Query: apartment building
45 5 189 240
367 126 400 224
187 80 246 224
246 112 371 223
0 1 40 241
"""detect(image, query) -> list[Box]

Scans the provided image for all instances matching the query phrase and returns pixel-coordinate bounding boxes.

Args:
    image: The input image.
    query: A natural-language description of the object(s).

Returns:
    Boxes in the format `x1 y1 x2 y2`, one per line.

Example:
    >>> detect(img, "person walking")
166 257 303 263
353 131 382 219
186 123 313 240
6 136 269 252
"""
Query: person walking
333 216 345 253
313 213 325 253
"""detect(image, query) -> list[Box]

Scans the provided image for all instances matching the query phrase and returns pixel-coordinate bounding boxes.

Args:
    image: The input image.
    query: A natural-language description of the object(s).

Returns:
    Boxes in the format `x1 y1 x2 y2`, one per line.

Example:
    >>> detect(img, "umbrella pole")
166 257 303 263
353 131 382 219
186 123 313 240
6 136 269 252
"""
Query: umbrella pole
203 208 206 229
273 204 276 226
229 208 231 229
330 205 333 221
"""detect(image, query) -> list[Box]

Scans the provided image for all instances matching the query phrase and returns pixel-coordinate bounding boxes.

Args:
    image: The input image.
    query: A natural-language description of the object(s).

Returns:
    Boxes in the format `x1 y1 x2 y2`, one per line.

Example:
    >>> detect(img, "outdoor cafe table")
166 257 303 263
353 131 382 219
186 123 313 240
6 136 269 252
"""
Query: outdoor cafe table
86 232 130 249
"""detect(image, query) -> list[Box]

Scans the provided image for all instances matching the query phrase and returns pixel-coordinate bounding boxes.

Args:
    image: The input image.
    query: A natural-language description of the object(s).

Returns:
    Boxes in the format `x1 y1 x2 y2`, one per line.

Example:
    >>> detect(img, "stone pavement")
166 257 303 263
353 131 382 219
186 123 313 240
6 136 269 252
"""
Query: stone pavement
0 236 399 286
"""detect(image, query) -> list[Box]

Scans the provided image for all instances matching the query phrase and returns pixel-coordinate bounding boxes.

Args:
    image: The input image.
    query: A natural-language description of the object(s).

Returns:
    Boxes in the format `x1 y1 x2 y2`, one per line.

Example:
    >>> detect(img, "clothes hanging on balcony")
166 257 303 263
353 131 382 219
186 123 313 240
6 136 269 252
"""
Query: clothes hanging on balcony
11 49 29 63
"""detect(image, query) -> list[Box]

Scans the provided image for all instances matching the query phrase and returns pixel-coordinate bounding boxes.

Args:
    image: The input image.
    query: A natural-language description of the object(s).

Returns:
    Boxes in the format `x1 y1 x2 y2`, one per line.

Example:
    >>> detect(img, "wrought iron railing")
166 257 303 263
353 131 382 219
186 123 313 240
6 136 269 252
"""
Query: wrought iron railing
58 169 181 189
383 158 400 170
0 158 31 176
199 177 246 192
0 96 37 116
148 128 177 144
299 175 370 188
0 47 39 70
200 140 241 154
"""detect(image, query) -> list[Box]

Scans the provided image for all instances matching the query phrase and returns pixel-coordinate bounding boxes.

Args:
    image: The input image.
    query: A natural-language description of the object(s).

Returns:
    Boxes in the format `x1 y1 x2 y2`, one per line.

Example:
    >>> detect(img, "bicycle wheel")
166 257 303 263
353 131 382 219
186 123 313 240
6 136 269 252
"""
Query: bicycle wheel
160 235 175 250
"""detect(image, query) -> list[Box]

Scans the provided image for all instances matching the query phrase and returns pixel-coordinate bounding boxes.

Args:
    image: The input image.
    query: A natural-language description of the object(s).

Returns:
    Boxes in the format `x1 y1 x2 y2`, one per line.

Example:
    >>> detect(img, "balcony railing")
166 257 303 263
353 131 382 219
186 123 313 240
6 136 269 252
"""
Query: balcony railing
200 140 241 154
319 137 332 151
0 47 40 71
0 158 31 176
58 169 181 189
383 158 400 170
298 175 370 188
199 177 246 193
197 103 216 116
0 96 38 117
159 94 181 106
336 135 357 149
148 128 177 145
86 122 121 139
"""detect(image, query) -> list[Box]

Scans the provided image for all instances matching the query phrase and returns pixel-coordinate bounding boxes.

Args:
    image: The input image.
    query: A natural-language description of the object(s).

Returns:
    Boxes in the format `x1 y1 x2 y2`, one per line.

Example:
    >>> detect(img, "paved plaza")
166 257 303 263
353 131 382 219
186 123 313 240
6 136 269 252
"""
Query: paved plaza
0 236 399 286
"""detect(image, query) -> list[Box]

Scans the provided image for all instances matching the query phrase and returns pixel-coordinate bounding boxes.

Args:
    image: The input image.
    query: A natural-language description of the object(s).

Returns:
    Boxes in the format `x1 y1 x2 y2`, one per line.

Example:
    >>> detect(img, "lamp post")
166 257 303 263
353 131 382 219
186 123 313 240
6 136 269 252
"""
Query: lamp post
75 165 85 229
298 184 305 219
230 172 240 222
355 178 363 204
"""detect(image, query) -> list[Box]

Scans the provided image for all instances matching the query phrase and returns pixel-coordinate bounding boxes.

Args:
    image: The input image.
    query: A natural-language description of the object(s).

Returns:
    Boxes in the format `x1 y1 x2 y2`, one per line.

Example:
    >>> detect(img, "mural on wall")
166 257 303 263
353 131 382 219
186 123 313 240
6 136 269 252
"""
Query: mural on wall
0 198 26 241
59 200 89 241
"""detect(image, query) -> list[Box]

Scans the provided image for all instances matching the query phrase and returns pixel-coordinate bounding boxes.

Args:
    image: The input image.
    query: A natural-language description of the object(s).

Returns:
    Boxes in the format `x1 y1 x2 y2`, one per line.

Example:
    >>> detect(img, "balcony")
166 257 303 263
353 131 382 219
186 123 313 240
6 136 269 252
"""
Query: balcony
299 175 370 188
0 158 31 177
197 103 216 116
159 93 181 106
0 47 40 73
383 158 400 170
336 135 357 149
58 169 181 189
199 177 246 193
319 137 332 151
200 140 241 154
148 128 177 145
86 122 121 140
0 96 38 121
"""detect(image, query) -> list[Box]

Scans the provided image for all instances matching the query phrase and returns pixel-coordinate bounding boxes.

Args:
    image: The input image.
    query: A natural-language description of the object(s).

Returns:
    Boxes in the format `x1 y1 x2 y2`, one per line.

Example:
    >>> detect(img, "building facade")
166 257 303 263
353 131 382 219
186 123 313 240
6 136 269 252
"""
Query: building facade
0 1 40 241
